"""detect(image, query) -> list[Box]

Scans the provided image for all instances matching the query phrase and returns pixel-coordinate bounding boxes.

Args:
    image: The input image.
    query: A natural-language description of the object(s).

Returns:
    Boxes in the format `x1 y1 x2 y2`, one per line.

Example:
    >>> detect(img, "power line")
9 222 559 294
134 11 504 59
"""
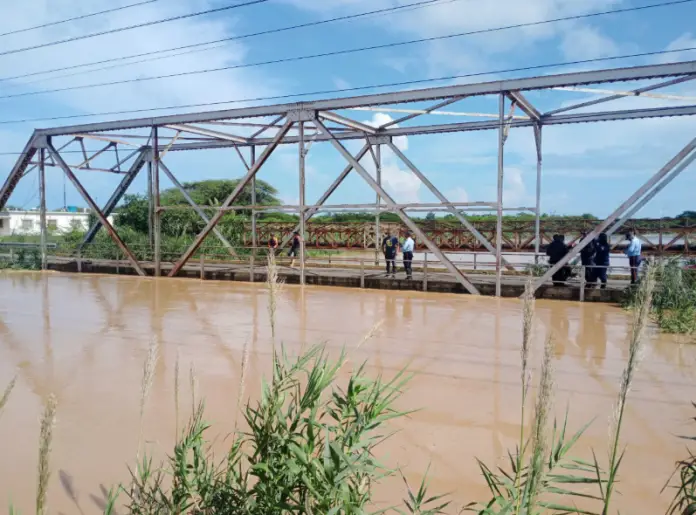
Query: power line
0 0 161 38
0 0 454 84
0 48 695 128
1 0 692 100
0 0 269 58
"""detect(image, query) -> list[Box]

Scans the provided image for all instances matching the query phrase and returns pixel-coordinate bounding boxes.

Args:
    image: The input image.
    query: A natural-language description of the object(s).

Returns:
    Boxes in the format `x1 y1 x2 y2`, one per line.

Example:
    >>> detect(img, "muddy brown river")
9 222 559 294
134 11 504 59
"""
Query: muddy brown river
1 272 695 513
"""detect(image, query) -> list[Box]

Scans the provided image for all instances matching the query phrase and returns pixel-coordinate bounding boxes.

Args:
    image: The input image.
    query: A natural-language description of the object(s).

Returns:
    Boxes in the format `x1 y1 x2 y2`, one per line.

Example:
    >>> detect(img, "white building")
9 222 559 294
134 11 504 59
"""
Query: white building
0 210 115 236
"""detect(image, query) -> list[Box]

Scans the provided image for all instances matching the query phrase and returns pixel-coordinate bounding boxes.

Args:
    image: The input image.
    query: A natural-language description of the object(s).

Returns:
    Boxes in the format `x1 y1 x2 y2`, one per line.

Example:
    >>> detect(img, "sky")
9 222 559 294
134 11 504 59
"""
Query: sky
1 0 695 217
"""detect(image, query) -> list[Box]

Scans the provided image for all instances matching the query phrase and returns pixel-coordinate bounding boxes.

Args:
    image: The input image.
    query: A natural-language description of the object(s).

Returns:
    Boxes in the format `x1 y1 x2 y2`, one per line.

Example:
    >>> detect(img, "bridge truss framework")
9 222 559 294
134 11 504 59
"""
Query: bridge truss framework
2 60 696 296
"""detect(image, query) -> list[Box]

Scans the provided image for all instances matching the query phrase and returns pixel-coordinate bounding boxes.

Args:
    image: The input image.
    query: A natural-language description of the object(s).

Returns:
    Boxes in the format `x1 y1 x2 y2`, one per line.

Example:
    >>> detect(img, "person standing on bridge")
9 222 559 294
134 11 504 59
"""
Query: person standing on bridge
579 232 596 285
288 231 303 268
546 234 571 286
401 231 415 280
592 233 611 289
624 231 642 284
268 234 278 255
382 230 399 277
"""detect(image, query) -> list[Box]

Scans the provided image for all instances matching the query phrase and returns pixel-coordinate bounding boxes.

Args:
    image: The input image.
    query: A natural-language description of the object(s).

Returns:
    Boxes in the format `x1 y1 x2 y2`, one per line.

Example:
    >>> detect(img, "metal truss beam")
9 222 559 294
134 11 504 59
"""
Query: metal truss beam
158 160 239 257
37 61 696 136
319 111 377 134
507 90 541 121
606 150 696 236
165 123 248 144
81 150 147 247
249 115 285 139
315 118 481 295
0 135 38 211
380 96 466 128
545 75 696 116
168 119 295 277
161 104 696 152
531 136 696 294
47 140 146 276
388 142 515 271
71 133 141 148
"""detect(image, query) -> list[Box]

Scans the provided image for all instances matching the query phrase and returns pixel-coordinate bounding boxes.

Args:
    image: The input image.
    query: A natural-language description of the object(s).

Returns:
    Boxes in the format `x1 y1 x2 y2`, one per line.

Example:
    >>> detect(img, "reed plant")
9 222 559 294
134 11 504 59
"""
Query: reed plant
624 258 696 335
265 252 284 341
36 394 57 515
663 402 696 514
599 264 656 513
119 343 411 514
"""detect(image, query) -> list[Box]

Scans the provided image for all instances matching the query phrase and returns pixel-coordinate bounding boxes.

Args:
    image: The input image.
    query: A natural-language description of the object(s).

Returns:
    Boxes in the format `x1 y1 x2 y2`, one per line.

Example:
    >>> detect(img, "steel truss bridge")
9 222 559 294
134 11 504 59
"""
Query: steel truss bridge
246 219 695 254
2 60 696 296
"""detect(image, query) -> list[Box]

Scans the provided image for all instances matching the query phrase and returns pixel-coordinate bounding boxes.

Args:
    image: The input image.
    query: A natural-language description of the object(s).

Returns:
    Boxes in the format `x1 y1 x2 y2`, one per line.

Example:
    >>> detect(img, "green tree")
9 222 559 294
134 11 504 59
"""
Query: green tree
425 212 436 221
114 179 281 239
677 211 696 219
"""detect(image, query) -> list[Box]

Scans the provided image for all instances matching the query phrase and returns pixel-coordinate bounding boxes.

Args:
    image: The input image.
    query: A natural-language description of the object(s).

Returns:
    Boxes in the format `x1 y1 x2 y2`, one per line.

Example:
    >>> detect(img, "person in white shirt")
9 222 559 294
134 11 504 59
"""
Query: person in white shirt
401 232 415 280
623 231 642 284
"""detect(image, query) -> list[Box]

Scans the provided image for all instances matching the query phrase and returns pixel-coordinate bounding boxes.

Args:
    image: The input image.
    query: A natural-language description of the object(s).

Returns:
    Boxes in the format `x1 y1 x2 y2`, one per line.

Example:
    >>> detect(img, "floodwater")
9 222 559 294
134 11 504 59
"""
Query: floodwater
0 272 695 513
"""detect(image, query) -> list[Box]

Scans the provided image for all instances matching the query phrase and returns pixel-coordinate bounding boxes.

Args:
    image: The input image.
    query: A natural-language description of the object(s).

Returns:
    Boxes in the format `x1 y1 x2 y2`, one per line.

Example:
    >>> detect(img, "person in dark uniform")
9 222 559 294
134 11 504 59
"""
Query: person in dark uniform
288 231 302 267
546 234 571 286
382 230 399 277
592 233 610 289
579 232 596 285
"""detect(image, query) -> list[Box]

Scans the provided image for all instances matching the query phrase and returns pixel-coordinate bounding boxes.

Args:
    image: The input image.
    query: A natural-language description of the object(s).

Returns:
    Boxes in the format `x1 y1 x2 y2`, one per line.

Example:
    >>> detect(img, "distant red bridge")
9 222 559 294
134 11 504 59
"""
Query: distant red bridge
243 218 695 255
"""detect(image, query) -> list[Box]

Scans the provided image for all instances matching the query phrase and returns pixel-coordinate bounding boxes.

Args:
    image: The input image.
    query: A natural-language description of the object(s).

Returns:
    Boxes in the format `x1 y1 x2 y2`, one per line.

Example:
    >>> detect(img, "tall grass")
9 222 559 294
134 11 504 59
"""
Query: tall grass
36 394 57 515
120 344 410 514
663 402 696 514
601 264 656 513
265 252 284 341
624 258 696 335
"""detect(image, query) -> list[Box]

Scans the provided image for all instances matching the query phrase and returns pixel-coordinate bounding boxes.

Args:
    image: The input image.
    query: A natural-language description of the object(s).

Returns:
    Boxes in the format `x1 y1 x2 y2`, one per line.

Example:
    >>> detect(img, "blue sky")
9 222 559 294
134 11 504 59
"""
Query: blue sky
1 0 695 217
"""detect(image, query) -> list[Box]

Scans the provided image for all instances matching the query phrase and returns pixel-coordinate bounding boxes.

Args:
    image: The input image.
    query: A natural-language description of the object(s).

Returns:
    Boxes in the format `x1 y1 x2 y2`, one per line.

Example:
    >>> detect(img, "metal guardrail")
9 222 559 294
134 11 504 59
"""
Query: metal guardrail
0 242 57 248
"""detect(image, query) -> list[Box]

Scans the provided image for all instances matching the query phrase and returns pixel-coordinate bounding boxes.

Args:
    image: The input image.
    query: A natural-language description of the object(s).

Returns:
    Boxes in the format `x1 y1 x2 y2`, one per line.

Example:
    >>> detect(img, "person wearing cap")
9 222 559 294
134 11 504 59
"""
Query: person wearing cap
381 229 399 277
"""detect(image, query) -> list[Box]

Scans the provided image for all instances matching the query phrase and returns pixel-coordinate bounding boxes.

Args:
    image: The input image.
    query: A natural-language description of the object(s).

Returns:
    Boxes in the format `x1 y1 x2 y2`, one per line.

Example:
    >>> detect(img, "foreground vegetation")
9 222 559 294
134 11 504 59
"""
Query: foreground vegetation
624 258 696 335
1 259 695 513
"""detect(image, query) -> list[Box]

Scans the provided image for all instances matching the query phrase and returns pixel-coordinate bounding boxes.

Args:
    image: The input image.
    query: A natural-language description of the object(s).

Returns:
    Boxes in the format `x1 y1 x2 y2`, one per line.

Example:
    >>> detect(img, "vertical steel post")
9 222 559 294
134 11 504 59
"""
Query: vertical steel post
423 253 428 292
495 94 505 297
152 127 161 277
360 258 365 288
580 266 586 302
147 160 154 248
375 144 381 265
250 145 256 282
534 124 543 264
38 147 47 270
299 122 306 286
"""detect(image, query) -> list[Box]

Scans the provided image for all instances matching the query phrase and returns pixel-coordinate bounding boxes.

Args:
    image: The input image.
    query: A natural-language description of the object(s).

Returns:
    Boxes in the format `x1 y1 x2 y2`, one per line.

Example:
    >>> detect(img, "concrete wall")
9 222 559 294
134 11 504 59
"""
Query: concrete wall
0 211 115 236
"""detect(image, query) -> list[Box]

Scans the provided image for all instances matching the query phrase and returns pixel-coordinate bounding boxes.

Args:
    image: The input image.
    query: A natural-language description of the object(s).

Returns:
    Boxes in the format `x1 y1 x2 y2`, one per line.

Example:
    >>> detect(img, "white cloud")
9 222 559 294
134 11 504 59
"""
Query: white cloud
447 186 469 203
657 32 696 63
345 112 420 203
503 167 531 207
560 25 620 61
283 0 623 76
0 0 278 121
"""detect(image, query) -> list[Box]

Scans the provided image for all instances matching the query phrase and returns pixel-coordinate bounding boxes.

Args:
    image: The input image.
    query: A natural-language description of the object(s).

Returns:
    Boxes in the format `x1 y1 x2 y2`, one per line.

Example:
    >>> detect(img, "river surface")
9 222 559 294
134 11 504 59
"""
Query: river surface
0 272 695 513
